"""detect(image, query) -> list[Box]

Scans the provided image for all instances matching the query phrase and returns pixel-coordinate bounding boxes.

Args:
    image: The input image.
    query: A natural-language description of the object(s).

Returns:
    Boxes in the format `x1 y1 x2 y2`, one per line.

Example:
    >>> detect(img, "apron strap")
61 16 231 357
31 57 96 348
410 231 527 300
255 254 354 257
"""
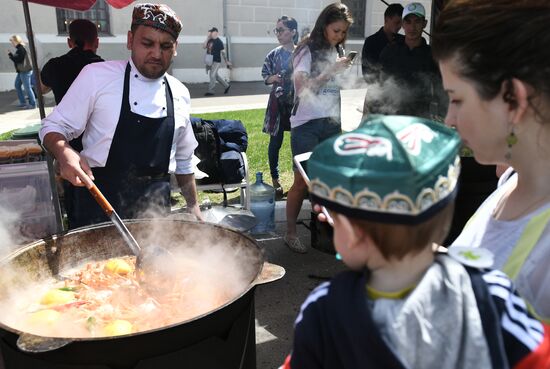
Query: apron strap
502 206 550 280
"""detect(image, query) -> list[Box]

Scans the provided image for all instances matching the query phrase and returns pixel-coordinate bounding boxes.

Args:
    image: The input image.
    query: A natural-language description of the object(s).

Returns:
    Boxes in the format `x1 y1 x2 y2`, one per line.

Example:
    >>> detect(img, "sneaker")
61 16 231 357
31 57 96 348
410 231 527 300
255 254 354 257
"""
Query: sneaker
224 84 231 94
284 234 307 254
26 104 36 109
204 92 214 96
16 103 27 108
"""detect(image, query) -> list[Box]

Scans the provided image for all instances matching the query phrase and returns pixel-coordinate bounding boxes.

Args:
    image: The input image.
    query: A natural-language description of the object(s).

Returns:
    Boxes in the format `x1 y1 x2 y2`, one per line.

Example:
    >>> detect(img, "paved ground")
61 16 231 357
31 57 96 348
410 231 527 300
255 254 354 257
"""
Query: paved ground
0 81 366 134
0 81 366 369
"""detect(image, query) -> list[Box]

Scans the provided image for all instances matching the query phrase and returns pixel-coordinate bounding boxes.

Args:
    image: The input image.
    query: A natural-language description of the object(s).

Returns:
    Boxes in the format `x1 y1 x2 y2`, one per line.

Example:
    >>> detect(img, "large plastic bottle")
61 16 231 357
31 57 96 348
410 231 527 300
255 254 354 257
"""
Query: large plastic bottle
250 172 275 234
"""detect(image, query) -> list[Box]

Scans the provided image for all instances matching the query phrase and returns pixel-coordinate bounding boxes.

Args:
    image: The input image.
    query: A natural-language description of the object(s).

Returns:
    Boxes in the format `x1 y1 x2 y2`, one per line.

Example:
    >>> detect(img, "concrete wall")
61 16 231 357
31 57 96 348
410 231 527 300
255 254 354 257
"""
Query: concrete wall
1 0 432 91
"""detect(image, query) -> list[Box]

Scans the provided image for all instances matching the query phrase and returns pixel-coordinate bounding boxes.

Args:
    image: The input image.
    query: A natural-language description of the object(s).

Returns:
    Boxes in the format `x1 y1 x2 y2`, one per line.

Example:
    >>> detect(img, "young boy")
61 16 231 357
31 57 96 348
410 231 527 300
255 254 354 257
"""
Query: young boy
282 116 550 369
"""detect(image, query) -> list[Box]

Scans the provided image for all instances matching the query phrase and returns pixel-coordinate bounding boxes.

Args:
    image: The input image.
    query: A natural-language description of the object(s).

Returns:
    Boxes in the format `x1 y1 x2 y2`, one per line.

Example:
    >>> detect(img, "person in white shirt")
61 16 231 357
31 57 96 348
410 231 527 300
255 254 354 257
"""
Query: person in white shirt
284 3 354 253
40 3 203 228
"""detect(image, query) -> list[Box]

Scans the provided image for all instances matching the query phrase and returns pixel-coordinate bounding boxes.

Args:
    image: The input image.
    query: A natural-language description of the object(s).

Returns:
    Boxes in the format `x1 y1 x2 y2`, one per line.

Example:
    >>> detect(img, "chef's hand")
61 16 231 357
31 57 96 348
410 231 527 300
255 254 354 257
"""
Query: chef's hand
57 147 95 188
175 173 205 221
43 132 95 187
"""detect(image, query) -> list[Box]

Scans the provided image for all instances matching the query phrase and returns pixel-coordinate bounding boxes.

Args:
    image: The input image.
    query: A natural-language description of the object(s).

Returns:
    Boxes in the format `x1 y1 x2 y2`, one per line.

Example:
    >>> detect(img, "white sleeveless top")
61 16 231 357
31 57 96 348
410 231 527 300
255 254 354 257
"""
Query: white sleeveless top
451 168 550 319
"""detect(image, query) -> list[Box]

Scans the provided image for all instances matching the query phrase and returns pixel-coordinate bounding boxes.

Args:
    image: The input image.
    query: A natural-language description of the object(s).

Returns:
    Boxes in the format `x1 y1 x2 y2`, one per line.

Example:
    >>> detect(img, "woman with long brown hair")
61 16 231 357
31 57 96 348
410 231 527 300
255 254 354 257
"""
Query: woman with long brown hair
284 3 354 253
433 0 550 320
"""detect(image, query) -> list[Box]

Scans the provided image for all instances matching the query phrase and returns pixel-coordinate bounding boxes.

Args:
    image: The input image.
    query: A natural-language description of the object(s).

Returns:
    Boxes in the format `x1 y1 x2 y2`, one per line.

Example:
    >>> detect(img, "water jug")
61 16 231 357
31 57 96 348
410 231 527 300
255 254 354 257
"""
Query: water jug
250 172 275 234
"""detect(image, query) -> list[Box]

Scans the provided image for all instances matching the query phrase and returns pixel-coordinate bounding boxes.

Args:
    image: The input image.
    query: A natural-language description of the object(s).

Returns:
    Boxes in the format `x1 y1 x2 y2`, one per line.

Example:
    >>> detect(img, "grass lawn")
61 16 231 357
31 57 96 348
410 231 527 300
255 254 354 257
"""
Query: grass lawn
0 110 291 207
191 109 293 205
0 130 15 141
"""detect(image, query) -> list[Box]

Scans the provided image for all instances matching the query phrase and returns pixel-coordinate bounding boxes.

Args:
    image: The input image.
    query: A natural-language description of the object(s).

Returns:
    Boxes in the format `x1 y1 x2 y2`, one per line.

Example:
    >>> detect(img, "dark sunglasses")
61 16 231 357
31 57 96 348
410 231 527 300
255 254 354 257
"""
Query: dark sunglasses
273 28 289 34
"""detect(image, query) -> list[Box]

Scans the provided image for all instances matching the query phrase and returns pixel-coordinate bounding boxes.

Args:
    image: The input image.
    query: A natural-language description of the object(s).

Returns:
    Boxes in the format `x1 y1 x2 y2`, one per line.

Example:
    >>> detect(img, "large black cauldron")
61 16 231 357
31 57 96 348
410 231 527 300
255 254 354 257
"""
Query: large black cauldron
0 219 283 369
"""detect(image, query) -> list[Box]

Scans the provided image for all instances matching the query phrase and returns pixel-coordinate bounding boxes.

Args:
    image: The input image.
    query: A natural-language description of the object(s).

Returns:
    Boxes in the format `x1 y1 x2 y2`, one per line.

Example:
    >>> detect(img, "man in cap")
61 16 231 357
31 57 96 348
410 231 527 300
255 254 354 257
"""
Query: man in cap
203 26 232 96
40 3 203 229
364 2 446 119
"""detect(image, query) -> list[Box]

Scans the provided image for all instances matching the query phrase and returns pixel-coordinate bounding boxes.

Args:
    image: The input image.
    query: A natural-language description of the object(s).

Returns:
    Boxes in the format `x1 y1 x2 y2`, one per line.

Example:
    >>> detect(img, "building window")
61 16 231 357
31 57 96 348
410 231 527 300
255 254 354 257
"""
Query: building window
56 0 111 36
342 0 366 38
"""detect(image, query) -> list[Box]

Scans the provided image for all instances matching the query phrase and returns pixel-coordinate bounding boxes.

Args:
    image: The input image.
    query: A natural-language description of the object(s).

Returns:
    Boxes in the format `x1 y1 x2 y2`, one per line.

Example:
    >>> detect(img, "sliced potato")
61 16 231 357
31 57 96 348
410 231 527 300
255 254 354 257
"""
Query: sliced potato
40 289 76 306
103 319 133 336
103 258 133 275
28 309 61 325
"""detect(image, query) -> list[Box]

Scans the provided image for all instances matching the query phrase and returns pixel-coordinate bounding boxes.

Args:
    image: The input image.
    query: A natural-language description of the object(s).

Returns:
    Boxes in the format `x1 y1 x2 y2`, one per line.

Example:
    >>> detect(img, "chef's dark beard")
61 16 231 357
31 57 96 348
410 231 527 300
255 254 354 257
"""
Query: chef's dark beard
139 64 169 79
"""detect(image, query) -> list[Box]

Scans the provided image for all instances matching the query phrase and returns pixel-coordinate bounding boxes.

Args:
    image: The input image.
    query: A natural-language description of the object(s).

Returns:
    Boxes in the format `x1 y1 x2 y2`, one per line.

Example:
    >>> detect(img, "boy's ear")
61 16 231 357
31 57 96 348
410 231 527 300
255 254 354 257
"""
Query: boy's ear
350 222 373 249
340 216 367 250
339 215 355 240
336 215 358 249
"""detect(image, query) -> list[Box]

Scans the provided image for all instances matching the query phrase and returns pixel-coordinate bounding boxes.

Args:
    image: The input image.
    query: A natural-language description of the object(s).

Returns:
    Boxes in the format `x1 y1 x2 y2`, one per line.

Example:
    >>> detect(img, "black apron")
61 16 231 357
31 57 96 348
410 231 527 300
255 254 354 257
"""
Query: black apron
68 63 175 229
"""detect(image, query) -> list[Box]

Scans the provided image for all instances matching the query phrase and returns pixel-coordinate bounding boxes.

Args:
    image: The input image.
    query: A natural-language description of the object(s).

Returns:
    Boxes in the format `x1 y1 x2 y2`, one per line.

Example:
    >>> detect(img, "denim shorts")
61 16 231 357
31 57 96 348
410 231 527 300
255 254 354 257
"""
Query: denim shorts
291 117 341 169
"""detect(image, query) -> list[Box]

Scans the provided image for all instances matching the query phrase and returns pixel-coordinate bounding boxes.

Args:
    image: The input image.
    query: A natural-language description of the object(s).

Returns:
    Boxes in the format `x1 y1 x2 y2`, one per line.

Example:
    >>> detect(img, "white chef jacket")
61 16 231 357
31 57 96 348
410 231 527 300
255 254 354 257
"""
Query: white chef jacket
39 59 198 175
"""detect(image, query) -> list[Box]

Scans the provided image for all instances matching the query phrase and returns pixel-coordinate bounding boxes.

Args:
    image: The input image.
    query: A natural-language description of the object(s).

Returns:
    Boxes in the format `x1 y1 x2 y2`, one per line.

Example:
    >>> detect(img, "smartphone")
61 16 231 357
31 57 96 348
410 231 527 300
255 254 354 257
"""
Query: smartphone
347 51 358 62
294 152 312 185
294 152 334 226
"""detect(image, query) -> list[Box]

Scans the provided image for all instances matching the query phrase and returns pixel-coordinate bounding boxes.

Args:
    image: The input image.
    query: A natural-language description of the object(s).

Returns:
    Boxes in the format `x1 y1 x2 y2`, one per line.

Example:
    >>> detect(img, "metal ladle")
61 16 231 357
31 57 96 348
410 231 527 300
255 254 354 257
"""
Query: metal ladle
81 175 170 271
86 184 142 258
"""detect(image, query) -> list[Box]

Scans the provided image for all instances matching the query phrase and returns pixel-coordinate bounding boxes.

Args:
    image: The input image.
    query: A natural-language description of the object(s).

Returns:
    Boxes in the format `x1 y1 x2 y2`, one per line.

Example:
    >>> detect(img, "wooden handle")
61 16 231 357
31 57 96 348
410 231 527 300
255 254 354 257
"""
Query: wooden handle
89 185 113 216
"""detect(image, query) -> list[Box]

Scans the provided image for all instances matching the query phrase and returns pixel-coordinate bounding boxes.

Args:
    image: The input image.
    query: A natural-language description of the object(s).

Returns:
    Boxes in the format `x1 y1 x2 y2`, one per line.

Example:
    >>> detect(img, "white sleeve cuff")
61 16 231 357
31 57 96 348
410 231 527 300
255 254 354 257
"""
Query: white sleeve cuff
39 125 68 143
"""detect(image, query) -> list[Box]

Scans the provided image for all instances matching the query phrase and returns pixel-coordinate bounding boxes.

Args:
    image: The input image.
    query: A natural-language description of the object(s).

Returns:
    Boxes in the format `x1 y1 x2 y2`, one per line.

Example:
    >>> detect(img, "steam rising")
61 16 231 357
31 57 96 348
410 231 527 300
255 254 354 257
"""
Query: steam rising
0 206 20 258
0 215 261 339
295 50 445 123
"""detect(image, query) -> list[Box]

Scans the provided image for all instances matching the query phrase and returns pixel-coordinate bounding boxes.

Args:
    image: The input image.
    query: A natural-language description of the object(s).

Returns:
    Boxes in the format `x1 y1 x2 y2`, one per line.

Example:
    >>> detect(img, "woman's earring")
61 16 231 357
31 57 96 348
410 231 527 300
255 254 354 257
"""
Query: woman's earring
505 126 518 161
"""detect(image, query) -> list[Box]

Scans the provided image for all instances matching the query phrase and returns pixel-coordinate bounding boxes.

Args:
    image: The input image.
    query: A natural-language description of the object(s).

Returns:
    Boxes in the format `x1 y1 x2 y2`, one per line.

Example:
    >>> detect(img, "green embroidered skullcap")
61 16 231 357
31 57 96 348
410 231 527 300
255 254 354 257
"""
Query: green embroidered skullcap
308 115 461 224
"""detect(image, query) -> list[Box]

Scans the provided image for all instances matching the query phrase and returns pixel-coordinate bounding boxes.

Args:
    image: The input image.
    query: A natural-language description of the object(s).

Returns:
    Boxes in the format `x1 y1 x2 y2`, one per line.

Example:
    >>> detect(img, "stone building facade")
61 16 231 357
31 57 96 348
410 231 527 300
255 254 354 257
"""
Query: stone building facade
0 0 432 91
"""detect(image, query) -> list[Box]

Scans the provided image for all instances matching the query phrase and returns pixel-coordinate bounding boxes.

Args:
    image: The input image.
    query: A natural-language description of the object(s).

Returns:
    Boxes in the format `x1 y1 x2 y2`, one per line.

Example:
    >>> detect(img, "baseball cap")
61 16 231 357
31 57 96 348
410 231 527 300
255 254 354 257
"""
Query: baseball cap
132 3 182 39
403 2 426 19
209 27 219 32
308 115 461 225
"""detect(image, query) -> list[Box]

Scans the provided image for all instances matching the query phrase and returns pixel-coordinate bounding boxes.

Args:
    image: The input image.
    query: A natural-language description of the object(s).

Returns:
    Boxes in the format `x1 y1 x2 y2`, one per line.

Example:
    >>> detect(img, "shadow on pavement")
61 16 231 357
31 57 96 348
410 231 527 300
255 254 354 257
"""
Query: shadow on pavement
254 222 346 369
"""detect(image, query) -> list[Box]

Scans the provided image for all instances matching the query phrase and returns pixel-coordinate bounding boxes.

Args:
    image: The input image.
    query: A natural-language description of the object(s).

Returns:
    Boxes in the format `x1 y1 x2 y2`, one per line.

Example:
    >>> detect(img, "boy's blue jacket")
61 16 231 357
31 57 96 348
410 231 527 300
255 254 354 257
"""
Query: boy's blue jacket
283 255 550 369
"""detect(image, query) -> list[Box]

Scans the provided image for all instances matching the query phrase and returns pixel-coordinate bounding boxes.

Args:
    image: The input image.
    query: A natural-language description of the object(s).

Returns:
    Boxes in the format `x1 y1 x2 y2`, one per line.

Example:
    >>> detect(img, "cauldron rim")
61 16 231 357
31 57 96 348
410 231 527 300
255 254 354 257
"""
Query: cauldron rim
0 218 265 343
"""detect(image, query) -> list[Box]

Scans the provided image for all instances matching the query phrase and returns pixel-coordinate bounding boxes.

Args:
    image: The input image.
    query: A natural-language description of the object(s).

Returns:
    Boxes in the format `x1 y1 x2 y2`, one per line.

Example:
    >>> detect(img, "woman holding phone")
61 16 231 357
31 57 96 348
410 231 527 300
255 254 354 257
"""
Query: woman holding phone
284 3 354 253
432 0 550 320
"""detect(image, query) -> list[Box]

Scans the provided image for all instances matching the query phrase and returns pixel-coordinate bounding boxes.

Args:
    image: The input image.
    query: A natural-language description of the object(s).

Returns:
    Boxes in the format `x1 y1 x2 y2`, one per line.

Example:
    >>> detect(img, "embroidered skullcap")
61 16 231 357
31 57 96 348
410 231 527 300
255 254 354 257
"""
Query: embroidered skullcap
132 3 182 39
308 115 462 224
